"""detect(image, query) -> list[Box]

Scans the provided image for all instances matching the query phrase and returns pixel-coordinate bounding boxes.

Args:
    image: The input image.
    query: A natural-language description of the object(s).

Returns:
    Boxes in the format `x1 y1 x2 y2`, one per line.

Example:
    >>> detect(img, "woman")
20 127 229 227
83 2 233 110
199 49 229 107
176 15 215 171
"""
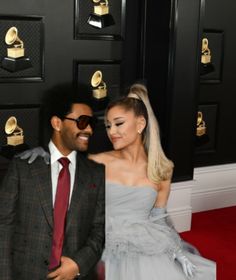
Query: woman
19 83 216 279
89 83 216 280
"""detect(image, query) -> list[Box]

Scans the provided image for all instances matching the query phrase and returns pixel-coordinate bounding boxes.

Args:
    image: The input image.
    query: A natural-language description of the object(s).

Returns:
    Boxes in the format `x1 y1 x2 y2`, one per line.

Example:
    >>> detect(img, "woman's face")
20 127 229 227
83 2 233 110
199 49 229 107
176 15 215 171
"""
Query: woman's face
105 105 145 150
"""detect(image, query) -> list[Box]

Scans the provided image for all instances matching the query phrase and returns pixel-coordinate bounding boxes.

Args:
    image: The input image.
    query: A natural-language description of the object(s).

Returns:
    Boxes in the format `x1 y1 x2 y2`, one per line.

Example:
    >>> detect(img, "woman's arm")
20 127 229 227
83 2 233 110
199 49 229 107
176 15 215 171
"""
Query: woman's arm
151 180 197 278
154 179 171 208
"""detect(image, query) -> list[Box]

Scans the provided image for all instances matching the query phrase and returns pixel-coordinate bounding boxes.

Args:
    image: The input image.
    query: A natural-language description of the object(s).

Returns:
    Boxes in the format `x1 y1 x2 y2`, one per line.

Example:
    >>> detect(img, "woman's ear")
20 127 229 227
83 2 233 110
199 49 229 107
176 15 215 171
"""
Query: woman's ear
137 116 147 134
51 116 62 132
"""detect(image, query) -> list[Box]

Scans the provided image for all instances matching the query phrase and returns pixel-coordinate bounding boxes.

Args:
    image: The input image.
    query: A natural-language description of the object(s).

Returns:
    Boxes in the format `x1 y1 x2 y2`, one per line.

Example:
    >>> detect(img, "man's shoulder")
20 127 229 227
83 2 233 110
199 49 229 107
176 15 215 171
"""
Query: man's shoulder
2 156 47 182
9 156 29 168
10 156 48 169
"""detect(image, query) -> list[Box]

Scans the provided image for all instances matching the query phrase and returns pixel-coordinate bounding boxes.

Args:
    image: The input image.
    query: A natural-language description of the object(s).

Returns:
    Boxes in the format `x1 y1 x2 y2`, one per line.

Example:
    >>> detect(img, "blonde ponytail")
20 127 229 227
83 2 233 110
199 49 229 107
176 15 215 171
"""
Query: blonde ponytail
128 84 174 183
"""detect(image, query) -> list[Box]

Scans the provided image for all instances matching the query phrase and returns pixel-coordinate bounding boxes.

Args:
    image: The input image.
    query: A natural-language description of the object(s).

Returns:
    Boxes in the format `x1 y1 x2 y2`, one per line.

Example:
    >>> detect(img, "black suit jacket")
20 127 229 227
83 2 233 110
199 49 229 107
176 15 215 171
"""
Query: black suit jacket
0 152 105 279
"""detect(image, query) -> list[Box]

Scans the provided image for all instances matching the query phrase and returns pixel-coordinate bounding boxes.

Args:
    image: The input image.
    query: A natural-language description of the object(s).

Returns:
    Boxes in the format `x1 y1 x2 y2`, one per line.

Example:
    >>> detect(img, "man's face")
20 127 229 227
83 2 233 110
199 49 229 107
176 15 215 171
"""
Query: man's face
55 103 93 154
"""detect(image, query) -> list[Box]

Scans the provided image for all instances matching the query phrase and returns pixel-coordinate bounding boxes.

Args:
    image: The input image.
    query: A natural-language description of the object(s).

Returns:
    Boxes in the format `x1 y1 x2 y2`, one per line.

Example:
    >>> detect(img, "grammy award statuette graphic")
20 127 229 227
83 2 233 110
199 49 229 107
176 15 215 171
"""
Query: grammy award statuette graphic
5 116 24 146
1 26 32 72
200 37 215 76
91 70 107 99
196 111 207 137
87 0 115 29
195 111 209 147
0 116 28 159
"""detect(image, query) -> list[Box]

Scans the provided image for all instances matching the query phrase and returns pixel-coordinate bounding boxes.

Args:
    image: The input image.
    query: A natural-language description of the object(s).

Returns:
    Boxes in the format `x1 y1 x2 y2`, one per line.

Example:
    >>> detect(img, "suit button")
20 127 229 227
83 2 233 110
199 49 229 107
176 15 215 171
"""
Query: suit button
44 260 49 266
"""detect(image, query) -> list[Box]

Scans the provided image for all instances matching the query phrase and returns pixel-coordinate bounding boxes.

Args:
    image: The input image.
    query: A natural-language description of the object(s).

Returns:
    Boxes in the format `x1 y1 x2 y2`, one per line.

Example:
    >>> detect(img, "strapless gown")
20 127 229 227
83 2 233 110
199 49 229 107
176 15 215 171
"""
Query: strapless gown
103 182 216 280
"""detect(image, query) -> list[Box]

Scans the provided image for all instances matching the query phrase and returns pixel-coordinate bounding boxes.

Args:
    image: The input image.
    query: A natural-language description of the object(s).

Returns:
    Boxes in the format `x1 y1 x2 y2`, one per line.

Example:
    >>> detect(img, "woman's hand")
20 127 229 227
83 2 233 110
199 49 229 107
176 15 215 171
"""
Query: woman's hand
15 146 50 164
175 250 197 278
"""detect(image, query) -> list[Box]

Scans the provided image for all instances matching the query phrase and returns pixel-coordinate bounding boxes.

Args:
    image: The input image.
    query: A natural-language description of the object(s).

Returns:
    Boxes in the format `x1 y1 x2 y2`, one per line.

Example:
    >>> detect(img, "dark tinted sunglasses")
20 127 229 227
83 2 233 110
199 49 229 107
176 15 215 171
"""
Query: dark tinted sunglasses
63 115 96 130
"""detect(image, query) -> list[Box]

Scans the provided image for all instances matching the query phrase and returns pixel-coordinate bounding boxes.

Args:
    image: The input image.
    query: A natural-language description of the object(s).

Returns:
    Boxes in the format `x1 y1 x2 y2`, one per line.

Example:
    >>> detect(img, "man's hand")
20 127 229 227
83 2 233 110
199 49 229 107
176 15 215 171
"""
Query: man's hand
47 256 79 280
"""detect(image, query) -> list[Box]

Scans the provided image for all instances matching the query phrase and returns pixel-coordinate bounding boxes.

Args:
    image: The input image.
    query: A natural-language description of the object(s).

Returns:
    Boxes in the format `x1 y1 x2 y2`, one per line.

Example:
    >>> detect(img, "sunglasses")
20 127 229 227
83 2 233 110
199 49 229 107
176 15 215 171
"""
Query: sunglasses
63 115 96 130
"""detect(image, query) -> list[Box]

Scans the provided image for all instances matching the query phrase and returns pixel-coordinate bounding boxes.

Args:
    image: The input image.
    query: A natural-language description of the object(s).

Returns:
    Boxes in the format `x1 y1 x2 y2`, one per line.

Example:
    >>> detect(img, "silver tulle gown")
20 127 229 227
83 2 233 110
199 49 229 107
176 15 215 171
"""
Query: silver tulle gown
103 182 216 280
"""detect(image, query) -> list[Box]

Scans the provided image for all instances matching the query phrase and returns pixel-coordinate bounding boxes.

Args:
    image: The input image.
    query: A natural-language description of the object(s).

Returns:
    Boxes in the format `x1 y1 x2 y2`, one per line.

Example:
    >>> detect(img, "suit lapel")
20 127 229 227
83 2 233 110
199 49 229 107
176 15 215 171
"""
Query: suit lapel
66 153 90 231
30 159 53 228
29 153 91 231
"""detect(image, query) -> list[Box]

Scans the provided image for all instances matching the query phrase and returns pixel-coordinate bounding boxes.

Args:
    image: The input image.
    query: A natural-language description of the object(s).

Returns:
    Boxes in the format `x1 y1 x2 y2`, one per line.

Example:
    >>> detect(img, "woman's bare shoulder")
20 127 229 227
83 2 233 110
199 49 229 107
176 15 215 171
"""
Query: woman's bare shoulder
88 150 117 165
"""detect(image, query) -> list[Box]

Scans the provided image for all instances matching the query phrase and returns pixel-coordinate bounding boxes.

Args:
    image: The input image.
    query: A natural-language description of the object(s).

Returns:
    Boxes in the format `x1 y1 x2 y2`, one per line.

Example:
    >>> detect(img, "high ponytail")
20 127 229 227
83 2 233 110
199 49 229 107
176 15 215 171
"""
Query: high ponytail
128 84 174 183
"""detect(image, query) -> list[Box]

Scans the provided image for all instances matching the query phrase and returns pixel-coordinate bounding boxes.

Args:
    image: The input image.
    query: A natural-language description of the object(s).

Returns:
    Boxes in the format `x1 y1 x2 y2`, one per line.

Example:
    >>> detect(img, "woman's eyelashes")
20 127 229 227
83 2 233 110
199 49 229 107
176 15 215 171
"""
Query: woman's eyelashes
105 122 125 129
115 122 124 127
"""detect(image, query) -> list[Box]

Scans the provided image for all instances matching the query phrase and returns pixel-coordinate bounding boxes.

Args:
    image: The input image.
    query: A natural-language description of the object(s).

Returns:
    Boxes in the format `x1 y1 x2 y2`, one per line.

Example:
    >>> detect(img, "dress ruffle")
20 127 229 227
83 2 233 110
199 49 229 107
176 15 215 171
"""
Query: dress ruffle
103 215 182 260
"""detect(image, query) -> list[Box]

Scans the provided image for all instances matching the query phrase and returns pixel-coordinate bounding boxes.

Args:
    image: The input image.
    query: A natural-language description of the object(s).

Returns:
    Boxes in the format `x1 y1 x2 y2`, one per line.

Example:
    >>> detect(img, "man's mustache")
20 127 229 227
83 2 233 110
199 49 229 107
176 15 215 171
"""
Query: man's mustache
76 132 92 138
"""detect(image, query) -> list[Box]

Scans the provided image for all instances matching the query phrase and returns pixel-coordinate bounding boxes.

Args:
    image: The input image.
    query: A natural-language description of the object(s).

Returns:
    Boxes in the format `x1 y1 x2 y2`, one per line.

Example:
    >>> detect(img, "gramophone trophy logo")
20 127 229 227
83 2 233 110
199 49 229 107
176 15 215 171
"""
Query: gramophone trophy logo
200 38 215 76
91 70 107 99
196 111 207 137
87 0 115 28
1 26 32 72
195 111 209 146
5 116 24 146
0 116 26 158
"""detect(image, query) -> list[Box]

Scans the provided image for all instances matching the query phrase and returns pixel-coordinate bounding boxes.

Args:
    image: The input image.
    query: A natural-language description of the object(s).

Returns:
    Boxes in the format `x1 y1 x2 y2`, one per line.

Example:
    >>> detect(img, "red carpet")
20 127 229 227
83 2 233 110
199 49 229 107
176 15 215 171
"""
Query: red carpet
181 206 236 280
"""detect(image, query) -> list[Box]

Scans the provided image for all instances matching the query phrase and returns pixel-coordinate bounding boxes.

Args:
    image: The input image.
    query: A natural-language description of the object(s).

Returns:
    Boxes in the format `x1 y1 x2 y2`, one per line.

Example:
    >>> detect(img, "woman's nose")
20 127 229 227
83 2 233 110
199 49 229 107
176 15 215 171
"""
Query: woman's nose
109 124 117 135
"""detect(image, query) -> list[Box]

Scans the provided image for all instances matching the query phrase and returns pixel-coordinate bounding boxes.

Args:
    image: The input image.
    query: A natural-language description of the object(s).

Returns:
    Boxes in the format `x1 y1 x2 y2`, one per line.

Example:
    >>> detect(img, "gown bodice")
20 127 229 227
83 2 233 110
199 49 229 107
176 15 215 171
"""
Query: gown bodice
106 182 157 222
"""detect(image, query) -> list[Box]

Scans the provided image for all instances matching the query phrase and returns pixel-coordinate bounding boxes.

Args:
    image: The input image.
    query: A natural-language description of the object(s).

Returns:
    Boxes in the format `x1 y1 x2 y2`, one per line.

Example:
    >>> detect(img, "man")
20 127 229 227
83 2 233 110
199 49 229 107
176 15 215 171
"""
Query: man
0 83 105 279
